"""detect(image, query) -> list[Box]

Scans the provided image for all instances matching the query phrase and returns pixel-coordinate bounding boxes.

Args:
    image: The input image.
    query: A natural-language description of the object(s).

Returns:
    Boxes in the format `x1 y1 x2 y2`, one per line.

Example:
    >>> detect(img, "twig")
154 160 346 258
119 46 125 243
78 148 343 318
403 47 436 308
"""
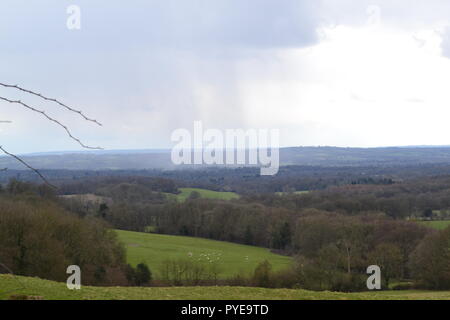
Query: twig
0 96 102 150
0 82 103 186
0 146 56 188
0 82 102 126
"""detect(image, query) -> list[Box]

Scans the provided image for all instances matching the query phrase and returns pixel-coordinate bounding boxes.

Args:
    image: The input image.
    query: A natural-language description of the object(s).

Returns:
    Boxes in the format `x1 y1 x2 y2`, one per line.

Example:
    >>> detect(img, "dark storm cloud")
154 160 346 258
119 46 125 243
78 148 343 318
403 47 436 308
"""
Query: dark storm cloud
0 0 321 152
0 0 319 53
3 0 450 153
442 27 450 59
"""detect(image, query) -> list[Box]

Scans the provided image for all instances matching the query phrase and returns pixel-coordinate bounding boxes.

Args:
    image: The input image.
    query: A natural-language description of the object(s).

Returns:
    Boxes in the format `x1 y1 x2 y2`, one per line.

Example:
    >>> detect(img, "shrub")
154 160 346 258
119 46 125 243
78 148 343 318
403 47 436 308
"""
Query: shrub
135 263 152 285
253 260 272 288
126 263 152 286
159 258 222 286
410 227 450 289
391 282 415 290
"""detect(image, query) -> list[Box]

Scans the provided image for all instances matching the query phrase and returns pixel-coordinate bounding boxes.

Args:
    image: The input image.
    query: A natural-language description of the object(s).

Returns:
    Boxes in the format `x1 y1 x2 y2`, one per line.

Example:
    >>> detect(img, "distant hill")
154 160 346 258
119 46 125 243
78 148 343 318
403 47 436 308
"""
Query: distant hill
280 146 450 166
0 150 175 170
2 146 450 170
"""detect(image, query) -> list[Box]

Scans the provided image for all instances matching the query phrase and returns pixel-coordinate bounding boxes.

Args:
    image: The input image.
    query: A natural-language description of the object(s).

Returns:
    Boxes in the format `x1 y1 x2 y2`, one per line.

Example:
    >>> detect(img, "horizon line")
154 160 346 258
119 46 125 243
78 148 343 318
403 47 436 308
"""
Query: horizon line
5 144 450 157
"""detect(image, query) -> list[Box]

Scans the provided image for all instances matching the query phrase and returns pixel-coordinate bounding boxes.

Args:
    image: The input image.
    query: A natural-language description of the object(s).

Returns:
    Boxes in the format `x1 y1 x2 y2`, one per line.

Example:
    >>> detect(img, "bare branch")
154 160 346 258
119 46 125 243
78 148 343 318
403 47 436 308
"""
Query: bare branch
0 82 103 186
0 146 56 188
0 96 103 150
0 82 102 126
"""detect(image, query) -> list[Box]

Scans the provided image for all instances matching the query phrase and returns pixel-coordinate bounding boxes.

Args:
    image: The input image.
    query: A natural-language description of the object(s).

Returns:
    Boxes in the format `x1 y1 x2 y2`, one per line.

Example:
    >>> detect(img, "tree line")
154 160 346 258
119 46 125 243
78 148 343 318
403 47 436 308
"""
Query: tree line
3 174 450 291
0 181 151 287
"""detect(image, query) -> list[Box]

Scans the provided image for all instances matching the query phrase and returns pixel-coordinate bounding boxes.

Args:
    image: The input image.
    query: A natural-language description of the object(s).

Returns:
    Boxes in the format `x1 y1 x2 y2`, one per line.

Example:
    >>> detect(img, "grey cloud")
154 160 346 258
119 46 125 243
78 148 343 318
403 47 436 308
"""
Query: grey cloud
0 0 320 54
441 27 450 59
4 0 450 153
320 0 450 29
1 0 322 153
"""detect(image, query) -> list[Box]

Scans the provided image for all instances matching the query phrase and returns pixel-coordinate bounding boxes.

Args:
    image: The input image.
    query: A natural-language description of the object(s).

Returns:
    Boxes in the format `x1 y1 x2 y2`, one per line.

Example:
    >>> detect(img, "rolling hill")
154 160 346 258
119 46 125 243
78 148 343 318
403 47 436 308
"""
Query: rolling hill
116 230 291 279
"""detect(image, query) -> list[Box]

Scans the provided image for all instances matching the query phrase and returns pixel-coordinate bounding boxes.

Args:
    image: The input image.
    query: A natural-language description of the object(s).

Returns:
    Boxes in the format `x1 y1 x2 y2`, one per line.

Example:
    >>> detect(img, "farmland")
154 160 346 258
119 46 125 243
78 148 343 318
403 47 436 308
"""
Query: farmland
165 188 240 202
417 220 450 230
116 230 291 279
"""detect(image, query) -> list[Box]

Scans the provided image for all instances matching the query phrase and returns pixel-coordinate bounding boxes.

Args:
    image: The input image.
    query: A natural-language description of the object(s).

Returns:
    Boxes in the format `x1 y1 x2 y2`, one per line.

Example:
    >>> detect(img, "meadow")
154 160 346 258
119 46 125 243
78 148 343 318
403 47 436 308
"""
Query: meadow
165 188 240 202
418 220 450 230
275 191 310 196
2 274 450 300
116 230 291 279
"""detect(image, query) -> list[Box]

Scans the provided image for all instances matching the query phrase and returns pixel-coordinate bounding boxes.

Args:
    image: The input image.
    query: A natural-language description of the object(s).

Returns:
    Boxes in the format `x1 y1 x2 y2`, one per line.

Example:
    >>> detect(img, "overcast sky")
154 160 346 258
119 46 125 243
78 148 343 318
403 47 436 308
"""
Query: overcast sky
1 0 450 153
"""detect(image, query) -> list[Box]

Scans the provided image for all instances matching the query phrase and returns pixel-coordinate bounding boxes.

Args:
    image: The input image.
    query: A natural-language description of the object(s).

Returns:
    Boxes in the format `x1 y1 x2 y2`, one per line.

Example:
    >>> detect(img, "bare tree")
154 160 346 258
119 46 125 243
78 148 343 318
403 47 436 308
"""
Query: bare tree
0 82 102 187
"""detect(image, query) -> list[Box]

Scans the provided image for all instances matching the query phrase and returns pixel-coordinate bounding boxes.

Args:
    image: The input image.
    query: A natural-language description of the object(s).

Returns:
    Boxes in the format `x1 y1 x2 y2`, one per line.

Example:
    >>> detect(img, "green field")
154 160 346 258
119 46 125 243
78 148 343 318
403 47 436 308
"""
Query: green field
116 230 291 279
165 188 240 202
417 220 450 230
2 274 450 300
275 191 310 196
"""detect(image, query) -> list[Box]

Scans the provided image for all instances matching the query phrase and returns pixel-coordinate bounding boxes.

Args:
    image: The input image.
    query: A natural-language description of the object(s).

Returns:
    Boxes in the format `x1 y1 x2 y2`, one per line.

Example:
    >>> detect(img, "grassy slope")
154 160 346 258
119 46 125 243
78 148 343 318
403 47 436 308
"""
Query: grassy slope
418 220 450 230
2 274 450 300
275 191 310 196
165 188 240 202
116 230 291 278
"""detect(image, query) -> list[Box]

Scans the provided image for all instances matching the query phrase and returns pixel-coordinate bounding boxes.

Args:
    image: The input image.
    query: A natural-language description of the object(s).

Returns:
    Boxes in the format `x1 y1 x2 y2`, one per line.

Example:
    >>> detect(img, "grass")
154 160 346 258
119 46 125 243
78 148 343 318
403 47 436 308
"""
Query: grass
165 188 240 202
116 230 291 279
2 274 450 300
417 220 450 230
275 191 310 196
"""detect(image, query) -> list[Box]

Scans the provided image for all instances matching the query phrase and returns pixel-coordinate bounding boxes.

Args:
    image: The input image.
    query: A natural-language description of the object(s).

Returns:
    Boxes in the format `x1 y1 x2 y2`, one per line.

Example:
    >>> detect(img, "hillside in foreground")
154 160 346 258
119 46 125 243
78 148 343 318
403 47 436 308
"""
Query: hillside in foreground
1 275 450 300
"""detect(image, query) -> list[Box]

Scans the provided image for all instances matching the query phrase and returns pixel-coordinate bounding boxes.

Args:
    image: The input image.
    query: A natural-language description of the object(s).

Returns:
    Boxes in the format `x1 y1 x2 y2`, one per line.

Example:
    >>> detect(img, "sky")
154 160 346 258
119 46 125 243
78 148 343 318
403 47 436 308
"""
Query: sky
1 0 450 153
